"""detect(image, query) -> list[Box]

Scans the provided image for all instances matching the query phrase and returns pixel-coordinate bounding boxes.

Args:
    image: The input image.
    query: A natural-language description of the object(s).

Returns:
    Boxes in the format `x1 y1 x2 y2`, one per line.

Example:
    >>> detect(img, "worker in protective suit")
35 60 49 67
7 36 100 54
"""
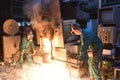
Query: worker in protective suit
18 27 36 67
71 22 103 80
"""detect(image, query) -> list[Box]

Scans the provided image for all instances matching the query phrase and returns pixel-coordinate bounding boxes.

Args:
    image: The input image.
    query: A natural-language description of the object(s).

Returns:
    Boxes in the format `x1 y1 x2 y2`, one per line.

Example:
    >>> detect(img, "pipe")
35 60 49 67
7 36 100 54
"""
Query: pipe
53 58 80 80
99 0 102 8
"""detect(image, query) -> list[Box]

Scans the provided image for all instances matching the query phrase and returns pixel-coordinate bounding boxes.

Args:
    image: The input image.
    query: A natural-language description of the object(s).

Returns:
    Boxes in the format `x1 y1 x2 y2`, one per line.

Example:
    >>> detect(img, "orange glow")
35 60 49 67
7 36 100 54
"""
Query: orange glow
43 38 51 53
40 38 51 53
16 48 86 80
17 61 82 80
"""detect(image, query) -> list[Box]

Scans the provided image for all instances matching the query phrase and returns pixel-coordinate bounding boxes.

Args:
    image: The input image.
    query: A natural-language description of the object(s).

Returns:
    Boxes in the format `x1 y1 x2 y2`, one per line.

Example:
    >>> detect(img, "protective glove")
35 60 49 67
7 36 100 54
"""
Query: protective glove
31 50 36 56
21 50 24 55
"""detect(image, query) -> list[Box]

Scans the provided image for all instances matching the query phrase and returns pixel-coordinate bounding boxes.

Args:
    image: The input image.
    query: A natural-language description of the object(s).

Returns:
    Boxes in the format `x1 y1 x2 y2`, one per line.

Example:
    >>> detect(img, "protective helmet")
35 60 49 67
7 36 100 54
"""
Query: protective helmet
72 23 80 27
72 23 80 30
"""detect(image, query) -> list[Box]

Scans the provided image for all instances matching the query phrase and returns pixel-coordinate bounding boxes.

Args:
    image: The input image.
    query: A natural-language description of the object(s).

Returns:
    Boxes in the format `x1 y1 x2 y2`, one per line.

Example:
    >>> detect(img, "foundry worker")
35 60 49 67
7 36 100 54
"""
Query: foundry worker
18 26 36 66
71 22 103 80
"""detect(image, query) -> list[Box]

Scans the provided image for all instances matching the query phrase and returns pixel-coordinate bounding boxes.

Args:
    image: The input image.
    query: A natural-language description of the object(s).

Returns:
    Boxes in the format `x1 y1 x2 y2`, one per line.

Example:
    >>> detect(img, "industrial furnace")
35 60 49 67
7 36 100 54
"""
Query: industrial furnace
23 0 66 64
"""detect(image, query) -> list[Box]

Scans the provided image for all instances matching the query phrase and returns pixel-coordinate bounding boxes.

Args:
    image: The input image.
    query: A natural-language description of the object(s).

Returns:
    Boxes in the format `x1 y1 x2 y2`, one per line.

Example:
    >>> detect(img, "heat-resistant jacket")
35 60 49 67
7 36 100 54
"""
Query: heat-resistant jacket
80 28 103 58
20 37 35 51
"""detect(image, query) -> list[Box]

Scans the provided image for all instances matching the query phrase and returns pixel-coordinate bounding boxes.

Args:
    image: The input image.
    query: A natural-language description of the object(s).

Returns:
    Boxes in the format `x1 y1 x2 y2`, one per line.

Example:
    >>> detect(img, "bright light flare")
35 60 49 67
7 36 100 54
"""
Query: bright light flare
17 62 70 80
43 38 51 53
40 38 51 53
17 60 84 80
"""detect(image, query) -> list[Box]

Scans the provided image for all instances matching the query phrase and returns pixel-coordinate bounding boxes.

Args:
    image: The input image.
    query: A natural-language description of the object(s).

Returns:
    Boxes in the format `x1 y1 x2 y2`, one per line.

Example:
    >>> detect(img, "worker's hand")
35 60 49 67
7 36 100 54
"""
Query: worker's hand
31 50 36 56
21 50 24 55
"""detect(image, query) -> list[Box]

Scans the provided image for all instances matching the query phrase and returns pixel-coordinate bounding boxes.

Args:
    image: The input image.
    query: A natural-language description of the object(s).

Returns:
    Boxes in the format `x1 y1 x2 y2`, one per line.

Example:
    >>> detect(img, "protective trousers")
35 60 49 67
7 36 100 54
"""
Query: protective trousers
19 49 33 65
88 57 101 80
88 47 103 80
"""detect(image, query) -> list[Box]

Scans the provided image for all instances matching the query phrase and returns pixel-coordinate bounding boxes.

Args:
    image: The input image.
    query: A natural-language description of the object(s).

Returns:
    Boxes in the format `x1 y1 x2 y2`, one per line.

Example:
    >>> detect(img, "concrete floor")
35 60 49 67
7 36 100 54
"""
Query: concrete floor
0 58 91 80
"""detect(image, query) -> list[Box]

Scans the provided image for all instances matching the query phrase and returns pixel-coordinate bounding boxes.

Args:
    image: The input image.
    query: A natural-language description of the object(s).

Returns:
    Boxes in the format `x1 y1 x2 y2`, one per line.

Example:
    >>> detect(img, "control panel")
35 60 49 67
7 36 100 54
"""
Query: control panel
98 27 116 45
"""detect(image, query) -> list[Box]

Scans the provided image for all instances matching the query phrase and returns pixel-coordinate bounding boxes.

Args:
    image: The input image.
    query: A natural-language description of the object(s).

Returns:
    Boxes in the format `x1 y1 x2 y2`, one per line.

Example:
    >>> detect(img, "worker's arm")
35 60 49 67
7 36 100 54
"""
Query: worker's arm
79 34 92 60
30 40 36 55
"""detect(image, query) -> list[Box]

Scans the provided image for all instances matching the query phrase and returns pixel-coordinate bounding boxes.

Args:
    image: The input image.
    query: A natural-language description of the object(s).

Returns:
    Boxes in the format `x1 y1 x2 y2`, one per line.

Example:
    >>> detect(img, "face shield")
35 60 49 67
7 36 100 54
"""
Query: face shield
71 23 81 35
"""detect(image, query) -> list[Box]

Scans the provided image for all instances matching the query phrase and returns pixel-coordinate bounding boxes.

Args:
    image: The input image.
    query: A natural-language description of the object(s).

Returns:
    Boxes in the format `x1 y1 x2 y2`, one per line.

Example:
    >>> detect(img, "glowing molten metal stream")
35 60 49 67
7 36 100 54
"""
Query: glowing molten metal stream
42 38 51 53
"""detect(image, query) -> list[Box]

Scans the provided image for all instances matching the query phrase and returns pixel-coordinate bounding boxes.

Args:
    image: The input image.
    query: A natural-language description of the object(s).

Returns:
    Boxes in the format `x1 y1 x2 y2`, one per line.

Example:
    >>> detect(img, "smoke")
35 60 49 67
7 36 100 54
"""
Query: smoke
23 0 54 22
23 0 62 42
23 0 61 25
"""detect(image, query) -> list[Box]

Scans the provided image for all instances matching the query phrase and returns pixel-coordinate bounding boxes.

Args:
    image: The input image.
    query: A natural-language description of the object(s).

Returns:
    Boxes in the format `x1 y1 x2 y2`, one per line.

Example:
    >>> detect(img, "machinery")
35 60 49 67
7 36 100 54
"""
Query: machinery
2 19 20 63
98 26 116 45
98 6 120 46
3 19 19 36
98 6 120 80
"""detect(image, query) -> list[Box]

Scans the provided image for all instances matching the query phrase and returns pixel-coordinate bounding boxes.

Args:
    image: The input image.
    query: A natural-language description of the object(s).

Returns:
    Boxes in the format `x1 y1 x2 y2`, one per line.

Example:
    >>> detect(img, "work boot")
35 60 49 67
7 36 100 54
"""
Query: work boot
17 62 23 69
